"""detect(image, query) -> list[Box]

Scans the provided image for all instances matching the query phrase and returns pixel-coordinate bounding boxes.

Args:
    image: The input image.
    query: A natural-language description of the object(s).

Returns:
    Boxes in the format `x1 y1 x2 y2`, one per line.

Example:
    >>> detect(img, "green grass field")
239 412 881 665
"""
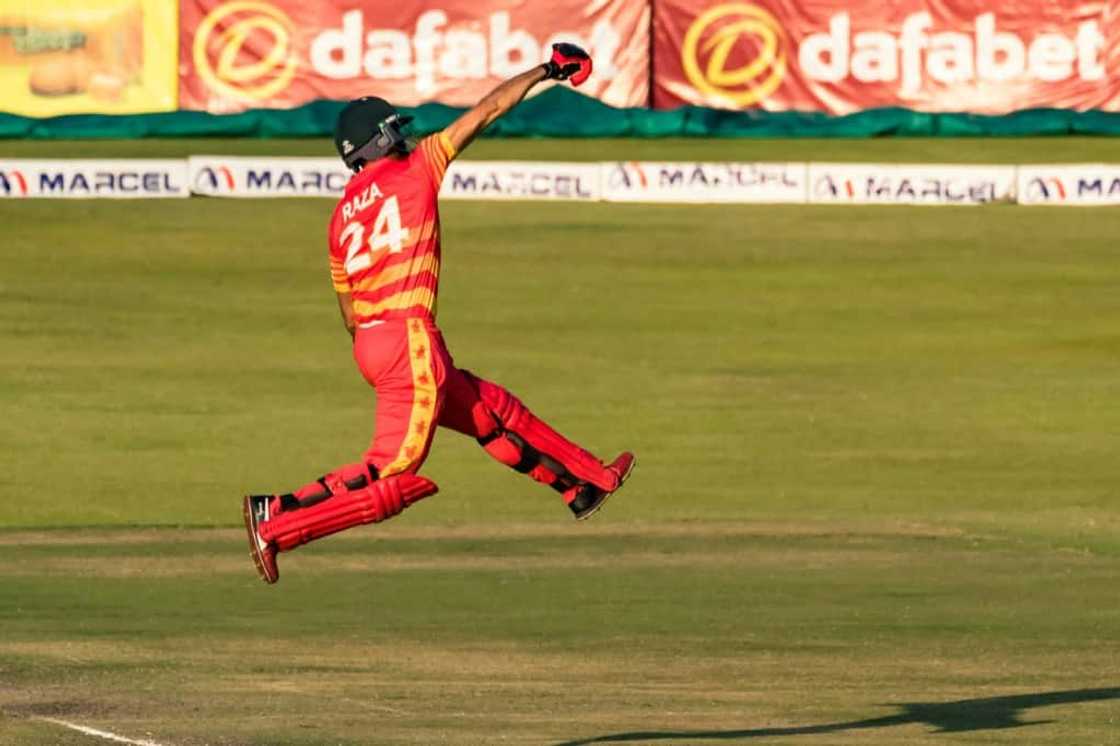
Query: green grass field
1 138 1118 745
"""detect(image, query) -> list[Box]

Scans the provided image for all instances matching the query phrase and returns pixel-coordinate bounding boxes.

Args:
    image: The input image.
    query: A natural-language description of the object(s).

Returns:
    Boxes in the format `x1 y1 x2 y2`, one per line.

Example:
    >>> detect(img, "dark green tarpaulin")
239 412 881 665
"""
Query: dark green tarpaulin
2 87 1120 139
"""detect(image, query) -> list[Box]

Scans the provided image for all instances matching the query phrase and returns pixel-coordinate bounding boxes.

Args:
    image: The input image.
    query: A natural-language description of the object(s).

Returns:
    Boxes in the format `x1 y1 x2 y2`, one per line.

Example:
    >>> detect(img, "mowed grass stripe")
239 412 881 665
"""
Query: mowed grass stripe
1 532 1116 647
0 525 942 578
0 519 965 545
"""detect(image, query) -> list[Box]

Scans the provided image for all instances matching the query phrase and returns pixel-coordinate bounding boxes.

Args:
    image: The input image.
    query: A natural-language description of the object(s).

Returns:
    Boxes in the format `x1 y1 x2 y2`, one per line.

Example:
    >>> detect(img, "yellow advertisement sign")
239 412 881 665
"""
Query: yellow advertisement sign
0 0 178 116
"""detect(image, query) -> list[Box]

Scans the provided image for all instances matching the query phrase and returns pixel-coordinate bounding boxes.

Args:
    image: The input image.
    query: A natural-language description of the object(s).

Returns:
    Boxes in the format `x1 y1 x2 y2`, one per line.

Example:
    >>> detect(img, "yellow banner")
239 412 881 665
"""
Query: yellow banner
0 0 178 116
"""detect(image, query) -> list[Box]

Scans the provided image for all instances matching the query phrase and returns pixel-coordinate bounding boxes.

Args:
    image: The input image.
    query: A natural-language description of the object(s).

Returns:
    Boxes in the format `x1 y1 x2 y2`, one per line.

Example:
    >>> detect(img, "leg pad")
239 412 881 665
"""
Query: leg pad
261 474 437 552
474 379 614 491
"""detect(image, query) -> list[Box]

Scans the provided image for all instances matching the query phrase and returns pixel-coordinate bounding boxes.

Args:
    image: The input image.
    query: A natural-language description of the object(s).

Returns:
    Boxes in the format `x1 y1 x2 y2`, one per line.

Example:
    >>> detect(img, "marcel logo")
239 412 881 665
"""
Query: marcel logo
1026 175 1120 202
681 4 788 107
813 173 1001 203
194 165 237 192
608 162 650 190
0 169 29 197
191 162 350 195
1025 177 1067 202
194 1 298 102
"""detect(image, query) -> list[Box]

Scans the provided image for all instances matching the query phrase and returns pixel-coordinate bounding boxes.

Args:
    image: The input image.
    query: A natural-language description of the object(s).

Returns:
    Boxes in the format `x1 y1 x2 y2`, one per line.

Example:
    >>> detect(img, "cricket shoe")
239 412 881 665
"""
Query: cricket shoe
566 452 636 521
242 495 279 584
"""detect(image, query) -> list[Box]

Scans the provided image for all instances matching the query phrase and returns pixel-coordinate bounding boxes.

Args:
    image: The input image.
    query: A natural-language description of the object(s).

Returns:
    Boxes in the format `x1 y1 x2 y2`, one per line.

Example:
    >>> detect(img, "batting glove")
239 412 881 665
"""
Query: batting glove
542 43 593 87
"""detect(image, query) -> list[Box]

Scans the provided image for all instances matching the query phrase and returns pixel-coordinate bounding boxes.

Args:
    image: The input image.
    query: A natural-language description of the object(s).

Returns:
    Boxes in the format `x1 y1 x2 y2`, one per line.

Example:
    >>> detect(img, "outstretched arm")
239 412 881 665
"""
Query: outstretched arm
442 44 592 155
442 67 547 156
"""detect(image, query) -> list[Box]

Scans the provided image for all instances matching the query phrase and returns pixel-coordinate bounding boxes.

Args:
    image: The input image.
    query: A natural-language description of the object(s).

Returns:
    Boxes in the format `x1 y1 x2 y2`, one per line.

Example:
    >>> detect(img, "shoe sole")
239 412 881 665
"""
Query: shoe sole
242 496 278 584
575 453 636 522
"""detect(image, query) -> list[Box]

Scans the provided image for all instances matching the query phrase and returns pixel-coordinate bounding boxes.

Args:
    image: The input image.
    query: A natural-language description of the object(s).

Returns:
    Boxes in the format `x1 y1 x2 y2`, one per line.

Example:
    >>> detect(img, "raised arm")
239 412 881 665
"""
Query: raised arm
442 43 593 156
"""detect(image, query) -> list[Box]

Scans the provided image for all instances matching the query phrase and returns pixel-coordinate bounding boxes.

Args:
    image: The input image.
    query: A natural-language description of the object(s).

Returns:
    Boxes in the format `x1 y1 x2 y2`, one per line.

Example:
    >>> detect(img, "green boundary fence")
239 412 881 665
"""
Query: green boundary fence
3 88 1120 139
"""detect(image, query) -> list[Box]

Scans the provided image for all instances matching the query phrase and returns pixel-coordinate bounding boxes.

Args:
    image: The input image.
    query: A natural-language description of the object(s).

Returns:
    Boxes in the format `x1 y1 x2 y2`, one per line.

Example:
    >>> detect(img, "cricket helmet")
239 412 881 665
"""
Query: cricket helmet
334 96 414 173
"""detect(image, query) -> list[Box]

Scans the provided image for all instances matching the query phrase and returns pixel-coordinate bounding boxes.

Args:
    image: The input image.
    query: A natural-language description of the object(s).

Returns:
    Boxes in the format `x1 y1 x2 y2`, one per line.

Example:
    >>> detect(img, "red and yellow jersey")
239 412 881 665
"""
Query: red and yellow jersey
328 133 456 324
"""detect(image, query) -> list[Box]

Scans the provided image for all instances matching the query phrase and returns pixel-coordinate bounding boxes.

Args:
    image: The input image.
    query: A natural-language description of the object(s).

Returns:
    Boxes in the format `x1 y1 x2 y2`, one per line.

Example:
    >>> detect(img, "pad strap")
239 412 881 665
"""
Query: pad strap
478 429 580 494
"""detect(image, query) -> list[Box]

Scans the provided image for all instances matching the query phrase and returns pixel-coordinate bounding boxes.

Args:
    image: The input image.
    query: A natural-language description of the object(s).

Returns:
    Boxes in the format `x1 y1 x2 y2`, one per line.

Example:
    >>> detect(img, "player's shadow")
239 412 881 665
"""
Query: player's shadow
554 687 1120 745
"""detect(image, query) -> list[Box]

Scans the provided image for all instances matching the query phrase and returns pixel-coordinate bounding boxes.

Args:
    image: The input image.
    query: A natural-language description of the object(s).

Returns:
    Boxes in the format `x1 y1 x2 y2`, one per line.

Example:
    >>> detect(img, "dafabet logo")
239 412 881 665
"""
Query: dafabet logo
194 1 298 102
681 4 787 107
680 4 1107 107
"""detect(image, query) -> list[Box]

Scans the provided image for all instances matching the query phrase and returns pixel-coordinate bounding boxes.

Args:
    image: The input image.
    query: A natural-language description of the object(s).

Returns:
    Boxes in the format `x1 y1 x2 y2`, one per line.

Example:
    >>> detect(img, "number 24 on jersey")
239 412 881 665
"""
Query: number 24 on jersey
340 196 410 274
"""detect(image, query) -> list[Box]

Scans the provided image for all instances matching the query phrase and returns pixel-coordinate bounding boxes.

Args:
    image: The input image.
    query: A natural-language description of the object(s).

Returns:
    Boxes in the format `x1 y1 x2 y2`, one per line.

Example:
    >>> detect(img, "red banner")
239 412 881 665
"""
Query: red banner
654 0 1120 114
180 0 649 113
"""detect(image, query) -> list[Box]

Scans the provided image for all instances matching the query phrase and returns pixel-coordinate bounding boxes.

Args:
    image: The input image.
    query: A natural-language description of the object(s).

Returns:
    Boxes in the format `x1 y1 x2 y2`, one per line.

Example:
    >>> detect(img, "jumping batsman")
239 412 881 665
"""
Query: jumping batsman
243 44 635 584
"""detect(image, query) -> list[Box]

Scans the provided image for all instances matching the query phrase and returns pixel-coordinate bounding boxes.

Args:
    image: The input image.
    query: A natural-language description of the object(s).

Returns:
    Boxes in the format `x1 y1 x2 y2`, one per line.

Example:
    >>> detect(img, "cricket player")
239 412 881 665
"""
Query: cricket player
243 44 635 584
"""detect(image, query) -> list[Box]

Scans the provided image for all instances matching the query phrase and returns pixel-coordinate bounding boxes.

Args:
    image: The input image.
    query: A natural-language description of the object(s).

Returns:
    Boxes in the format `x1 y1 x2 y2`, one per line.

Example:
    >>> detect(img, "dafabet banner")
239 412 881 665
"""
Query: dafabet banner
654 0 1120 114
179 0 650 113
0 0 178 116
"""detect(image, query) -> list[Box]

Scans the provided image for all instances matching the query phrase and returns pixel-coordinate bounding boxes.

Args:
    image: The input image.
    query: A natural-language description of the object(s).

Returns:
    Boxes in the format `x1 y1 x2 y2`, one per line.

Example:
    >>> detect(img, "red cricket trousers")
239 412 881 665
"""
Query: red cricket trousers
293 316 618 503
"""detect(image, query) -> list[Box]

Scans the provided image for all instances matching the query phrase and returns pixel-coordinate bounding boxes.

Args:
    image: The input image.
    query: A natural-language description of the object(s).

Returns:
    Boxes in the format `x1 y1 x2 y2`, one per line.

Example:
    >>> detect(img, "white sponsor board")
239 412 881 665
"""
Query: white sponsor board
602 161 807 203
188 157 600 201
441 161 600 201
7 158 1120 207
189 157 350 198
0 160 188 199
809 163 1016 205
1017 164 1120 205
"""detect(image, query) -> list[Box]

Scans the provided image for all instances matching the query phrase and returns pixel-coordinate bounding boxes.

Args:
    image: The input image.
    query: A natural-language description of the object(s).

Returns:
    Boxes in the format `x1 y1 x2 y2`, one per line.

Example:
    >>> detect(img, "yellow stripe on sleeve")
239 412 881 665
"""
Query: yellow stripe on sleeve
437 131 457 162
330 256 350 292
421 132 457 186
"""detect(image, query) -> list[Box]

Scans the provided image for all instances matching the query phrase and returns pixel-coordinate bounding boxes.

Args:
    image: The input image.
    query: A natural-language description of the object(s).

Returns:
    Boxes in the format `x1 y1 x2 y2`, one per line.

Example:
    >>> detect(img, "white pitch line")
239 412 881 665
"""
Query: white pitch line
34 716 170 746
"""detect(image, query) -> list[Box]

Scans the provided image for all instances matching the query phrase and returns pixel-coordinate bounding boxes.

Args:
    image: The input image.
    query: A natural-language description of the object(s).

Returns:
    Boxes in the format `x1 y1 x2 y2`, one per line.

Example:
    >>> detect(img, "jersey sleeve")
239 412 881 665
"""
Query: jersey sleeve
417 132 458 189
327 211 351 293
330 255 350 293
